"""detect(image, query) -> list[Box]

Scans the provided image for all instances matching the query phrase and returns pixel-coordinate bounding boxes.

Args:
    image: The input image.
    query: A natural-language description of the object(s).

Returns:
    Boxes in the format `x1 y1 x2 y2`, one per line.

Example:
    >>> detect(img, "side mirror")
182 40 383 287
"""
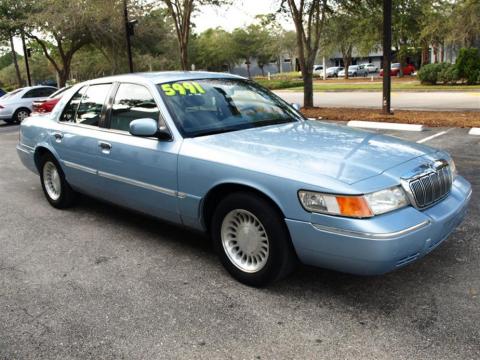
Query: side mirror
129 118 172 140
291 103 301 111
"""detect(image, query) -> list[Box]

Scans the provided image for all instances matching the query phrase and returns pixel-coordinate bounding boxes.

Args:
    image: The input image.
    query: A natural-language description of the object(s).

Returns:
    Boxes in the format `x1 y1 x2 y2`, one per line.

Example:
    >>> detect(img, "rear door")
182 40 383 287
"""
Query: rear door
52 83 113 196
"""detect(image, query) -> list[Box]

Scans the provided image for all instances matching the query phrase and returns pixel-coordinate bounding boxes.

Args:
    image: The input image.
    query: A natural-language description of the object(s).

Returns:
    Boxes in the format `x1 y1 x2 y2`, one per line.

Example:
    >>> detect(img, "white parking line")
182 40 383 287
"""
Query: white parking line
469 128 480 135
416 129 451 144
348 120 424 132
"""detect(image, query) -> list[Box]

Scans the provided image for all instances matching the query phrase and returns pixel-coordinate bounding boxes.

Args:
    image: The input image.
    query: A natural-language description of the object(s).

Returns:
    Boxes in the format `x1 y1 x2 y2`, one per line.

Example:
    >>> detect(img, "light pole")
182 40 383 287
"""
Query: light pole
21 30 32 86
382 0 392 114
123 0 134 73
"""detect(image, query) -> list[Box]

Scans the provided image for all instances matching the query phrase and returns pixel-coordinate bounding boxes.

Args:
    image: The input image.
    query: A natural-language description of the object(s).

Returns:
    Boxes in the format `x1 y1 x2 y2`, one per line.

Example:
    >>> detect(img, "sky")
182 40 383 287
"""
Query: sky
194 0 292 32
10 0 290 56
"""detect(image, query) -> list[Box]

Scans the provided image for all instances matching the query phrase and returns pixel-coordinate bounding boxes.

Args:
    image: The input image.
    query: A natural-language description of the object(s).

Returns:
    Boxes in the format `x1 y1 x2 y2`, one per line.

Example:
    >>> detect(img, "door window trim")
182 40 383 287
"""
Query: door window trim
58 83 112 128
103 81 174 140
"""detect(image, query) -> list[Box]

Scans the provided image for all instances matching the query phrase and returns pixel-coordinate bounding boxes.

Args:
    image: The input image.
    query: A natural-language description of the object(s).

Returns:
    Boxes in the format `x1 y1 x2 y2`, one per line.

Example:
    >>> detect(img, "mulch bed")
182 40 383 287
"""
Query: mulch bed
301 107 480 128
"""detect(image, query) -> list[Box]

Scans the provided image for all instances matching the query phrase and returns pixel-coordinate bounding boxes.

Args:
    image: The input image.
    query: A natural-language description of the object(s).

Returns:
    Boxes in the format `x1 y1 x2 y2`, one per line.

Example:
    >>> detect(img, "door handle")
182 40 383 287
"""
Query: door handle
53 132 63 142
98 141 112 153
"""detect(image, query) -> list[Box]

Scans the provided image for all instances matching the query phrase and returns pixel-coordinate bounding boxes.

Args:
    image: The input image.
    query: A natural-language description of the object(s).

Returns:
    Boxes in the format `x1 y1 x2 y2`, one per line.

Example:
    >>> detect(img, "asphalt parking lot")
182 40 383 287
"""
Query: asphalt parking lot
1 120 479 359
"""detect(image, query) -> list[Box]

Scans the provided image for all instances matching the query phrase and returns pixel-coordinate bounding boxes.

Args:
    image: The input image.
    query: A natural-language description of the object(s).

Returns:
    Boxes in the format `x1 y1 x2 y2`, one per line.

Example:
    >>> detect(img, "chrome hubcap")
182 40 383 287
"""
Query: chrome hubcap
17 111 29 122
43 161 61 201
221 209 269 273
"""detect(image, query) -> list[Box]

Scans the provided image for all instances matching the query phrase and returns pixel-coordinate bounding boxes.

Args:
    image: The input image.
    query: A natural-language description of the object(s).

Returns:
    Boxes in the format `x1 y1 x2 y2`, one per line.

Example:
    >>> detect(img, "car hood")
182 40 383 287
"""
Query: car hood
185 120 437 185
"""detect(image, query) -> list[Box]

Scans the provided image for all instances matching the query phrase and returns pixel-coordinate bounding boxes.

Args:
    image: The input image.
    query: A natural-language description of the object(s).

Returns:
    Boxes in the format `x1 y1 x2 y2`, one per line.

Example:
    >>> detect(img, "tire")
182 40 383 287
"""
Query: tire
13 108 30 123
39 153 77 209
211 192 296 287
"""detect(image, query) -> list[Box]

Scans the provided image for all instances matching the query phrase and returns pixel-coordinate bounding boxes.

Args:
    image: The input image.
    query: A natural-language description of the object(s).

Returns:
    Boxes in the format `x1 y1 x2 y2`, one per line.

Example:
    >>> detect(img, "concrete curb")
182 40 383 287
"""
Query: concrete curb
469 128 480 135
347 120 425 132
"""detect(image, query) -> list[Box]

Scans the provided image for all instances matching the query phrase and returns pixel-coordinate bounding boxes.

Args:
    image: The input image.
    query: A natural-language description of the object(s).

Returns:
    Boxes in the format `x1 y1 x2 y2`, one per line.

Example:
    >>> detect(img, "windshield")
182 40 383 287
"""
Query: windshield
158 78 302 138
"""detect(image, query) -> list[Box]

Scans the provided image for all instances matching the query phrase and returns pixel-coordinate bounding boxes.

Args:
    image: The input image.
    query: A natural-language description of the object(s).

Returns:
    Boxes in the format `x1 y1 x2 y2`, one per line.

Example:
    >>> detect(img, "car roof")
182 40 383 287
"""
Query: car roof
87 71 245 86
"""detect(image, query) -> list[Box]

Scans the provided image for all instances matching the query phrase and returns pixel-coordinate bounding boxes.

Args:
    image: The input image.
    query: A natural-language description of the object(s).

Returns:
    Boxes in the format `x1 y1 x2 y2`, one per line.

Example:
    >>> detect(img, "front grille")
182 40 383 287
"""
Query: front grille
408 165 452 208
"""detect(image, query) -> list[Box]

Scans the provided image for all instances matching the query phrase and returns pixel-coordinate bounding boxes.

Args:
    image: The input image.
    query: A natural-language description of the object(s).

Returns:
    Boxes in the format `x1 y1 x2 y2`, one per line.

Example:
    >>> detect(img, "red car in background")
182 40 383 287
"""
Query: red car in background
380 63 416 76
32 86 71 114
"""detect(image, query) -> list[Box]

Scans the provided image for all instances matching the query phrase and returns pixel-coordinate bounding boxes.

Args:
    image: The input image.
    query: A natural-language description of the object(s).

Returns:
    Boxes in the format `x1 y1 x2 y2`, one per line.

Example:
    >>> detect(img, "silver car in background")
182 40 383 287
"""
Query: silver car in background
0 86 57 123
326 66 344 78
363 63 379 73
338 65 369 78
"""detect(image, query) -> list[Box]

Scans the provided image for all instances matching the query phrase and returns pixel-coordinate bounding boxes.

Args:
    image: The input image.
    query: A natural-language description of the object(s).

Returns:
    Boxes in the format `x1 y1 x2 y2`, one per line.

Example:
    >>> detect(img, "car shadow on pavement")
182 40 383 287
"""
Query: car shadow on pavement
76 191 448 298
0 122 17 128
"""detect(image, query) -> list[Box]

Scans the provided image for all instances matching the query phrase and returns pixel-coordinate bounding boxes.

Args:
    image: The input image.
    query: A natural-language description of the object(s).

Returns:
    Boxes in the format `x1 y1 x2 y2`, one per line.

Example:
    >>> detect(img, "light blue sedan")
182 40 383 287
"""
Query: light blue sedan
17 72 471 286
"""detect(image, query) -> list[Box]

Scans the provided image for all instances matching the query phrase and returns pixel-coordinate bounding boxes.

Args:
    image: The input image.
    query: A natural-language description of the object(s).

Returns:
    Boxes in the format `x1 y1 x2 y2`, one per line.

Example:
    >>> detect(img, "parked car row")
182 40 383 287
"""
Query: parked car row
0 86 58 123
316 63 378 78
338 64 369 77
309 62 415 79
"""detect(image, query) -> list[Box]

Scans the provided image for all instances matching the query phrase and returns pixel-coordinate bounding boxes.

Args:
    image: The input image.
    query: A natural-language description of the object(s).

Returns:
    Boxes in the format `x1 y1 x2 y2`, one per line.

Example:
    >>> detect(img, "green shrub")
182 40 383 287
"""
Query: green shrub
418 63 441 84
456 48 480 85
254 78 304 90
438 63 459 84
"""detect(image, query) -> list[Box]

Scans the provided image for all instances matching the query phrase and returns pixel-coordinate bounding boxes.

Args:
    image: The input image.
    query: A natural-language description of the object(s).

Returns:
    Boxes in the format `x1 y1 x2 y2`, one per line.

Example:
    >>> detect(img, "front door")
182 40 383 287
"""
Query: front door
93 83 181 224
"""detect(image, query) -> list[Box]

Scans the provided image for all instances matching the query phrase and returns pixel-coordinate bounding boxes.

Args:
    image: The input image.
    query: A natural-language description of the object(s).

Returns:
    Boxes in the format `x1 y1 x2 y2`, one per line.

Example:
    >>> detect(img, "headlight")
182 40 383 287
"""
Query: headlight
363 186 409 215
447 158 457 180
298 186 409 218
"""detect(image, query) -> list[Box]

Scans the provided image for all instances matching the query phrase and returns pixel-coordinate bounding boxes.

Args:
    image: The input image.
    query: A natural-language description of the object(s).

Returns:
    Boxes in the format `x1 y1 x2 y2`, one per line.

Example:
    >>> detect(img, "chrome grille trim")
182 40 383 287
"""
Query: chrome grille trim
401 160 452 209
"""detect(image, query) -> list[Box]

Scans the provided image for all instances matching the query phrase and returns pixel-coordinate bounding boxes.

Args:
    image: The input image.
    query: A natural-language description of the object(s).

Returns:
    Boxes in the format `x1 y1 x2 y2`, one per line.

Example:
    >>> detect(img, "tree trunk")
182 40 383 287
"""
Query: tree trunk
9 33 22 87
246 62 251 78
260 65 265 77
343 56 351 80
179 41 188 70
303 71 313 108
421 42 429 66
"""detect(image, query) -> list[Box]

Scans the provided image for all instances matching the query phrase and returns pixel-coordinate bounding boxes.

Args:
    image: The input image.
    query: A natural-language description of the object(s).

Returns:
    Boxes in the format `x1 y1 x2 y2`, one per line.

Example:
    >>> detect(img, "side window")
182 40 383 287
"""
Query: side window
40 87 56 97
110 83 159 132
60 87 87 122
22 89 41 98
75 84 111 126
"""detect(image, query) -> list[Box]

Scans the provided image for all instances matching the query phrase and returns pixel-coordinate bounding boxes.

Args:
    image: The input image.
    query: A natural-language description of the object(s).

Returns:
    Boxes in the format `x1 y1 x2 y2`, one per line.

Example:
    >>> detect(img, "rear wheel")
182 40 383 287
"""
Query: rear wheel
13 108 30 123
211 192 296 287
39 154 77 209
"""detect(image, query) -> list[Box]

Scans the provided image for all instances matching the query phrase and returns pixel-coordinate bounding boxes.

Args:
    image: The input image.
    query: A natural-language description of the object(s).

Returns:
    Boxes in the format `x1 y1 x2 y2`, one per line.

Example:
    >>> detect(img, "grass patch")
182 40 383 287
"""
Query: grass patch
254 78 304 90
301 107 480 127
283 80 480 92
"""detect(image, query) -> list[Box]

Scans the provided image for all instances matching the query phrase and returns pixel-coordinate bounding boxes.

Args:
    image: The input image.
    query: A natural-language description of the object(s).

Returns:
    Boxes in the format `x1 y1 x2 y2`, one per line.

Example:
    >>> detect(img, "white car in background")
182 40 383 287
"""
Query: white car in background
363 63 379 73
0 86 57 124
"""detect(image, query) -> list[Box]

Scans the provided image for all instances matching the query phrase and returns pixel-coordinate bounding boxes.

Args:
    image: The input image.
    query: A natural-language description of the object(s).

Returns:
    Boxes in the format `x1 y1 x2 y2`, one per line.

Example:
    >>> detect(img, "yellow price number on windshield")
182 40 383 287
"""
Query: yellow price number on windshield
161 82 206 96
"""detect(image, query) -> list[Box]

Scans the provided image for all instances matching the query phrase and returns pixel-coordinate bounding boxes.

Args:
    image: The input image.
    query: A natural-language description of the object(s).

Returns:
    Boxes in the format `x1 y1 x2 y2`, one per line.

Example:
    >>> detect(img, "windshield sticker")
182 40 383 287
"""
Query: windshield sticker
161 82 206 96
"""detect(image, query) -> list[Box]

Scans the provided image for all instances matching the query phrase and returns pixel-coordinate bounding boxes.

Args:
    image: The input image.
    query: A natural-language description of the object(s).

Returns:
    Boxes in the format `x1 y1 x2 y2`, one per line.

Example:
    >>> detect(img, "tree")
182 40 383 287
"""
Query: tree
232 26 258 78
192 28 238 72
26 0 93 87
0 0 30 87
323 2 379 79
282 0 330 107
449 0 480 48
161 0 230 70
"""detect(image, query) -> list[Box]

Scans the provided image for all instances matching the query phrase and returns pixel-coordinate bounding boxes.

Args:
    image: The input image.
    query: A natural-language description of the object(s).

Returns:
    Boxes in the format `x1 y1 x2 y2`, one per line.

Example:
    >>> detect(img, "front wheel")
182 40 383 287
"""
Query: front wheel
211 192 296 287
39 154 77 209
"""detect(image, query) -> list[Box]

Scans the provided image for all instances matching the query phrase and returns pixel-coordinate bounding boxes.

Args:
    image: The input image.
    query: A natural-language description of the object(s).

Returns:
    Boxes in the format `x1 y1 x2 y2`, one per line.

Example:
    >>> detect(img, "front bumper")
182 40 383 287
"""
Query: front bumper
286 176 472 275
